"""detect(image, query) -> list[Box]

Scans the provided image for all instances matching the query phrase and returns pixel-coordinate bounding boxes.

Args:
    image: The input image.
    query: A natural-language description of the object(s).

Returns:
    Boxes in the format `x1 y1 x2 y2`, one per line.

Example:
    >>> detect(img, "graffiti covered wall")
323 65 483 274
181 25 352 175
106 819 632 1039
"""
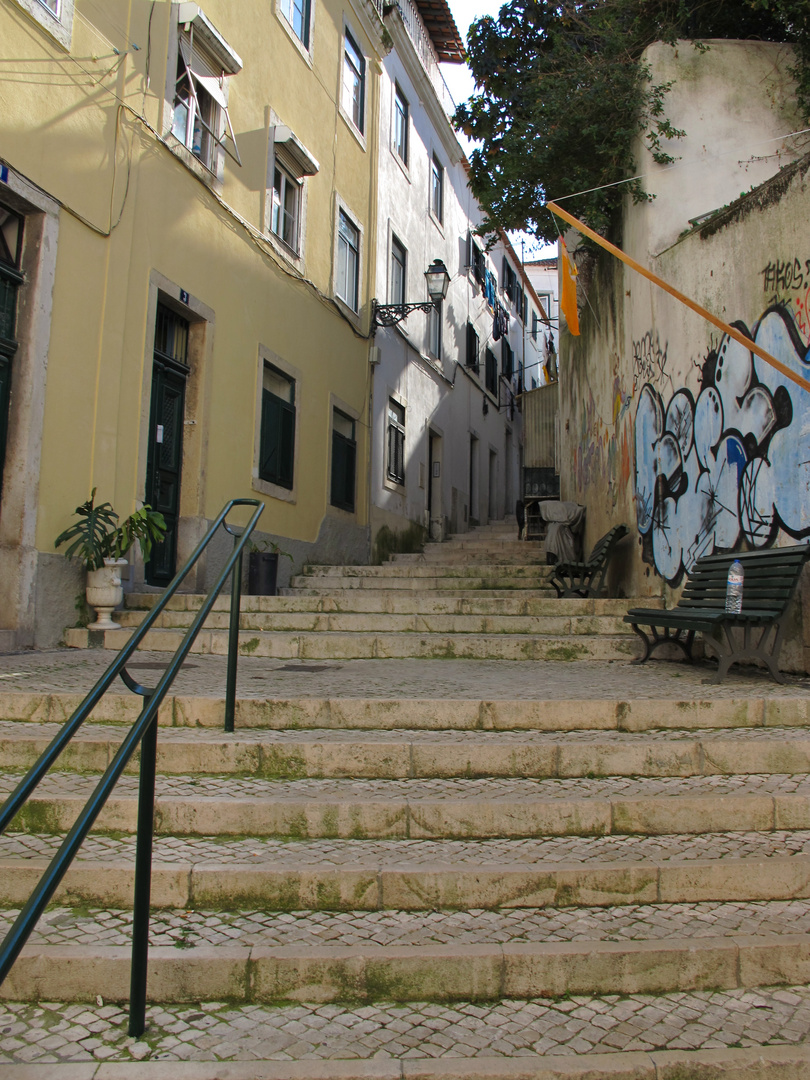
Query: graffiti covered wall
635 305 810 582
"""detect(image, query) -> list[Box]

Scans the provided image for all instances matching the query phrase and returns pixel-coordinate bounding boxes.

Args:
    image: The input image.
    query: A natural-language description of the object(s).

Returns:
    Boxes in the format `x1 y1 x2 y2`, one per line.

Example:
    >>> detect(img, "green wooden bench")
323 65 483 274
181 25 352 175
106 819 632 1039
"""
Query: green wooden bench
624 544 810 684
549 524 628 598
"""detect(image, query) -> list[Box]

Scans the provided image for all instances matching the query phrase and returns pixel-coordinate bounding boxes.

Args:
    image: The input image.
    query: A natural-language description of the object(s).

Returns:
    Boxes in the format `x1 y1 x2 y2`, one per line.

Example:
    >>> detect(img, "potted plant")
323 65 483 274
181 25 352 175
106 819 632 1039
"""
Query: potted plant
247 538 293 596
54 490 166 630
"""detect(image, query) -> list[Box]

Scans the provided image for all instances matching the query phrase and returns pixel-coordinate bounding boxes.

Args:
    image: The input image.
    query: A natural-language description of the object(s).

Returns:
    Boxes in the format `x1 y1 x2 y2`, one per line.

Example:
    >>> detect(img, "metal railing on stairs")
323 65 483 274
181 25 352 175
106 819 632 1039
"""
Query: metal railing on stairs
0 497 263 1036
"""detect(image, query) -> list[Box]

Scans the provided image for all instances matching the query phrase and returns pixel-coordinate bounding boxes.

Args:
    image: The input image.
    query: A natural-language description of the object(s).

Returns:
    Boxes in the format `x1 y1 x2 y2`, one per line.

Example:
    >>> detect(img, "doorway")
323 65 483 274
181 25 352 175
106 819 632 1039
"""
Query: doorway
145 303 189 586
428 430 442 541
488 449 497 522
469 434 479 527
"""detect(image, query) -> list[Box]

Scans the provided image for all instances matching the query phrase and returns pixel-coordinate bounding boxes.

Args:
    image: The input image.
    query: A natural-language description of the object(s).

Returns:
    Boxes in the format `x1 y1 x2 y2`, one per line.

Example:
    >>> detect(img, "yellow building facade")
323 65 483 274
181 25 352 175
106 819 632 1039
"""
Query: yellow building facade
0 0 386 647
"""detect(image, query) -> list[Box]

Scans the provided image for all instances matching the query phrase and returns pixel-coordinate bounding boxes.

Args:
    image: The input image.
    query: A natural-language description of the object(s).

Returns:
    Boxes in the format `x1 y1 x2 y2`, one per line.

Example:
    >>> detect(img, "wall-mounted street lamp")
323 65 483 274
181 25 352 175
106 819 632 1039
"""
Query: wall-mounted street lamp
371 259 450 332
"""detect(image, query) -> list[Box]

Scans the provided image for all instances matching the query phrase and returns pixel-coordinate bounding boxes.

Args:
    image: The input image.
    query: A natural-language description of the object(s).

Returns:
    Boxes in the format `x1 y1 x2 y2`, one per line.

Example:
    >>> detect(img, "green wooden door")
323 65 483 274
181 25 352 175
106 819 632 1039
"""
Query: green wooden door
0 205 23 503
145 304 189 586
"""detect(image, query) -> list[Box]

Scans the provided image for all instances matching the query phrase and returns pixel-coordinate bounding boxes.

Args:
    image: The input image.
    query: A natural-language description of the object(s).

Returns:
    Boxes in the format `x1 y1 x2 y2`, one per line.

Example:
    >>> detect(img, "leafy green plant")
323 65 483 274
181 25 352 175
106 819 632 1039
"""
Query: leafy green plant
54 489 167 571
246 537 293 562
456 0 809 243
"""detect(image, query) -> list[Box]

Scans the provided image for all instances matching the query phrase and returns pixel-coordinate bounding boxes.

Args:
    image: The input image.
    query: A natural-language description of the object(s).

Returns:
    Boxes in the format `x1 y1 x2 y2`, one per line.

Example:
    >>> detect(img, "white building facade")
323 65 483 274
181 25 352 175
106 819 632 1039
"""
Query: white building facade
370 0 544 546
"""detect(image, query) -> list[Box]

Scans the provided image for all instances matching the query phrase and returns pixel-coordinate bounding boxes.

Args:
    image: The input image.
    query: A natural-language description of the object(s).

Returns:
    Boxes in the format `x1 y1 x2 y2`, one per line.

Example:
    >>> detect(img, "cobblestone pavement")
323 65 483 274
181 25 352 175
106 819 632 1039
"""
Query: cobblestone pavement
2 987 810 1064
3 828 810 866
4 898 810 949
1 650 809 699
3 768 810 802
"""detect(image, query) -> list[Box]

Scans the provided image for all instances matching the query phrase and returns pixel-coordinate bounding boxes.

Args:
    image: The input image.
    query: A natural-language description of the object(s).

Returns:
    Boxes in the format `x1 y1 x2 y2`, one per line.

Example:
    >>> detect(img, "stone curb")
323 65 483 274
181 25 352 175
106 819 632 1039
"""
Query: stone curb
3 1044 810 1078
10 788 808 839
7 728 810 780
3 693 808 732
4 934 810 1003
4 853 810 911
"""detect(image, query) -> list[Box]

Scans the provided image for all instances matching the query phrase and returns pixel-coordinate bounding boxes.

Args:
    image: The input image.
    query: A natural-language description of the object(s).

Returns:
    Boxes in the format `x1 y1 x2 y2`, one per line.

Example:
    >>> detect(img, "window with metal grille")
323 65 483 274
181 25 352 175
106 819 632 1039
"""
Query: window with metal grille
259 363 295 489
485 348 497 395
387 399 405 485
331 409 356 511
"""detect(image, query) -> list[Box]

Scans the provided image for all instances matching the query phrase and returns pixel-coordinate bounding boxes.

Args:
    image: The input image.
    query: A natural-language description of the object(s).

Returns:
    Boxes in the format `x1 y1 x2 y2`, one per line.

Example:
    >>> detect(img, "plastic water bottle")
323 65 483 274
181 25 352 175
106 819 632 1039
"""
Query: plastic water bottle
725 559 744 614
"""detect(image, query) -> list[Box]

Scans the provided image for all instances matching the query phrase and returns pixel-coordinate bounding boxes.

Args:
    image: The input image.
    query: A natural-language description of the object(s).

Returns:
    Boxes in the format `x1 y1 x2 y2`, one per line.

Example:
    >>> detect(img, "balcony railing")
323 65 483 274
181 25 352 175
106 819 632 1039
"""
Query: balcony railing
391 0 457 120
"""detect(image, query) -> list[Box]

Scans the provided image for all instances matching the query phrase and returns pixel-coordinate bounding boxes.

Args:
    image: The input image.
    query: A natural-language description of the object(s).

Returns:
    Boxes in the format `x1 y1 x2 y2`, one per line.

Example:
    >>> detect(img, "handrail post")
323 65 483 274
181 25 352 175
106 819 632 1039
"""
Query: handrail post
224 546 243 734
128 706 157 1038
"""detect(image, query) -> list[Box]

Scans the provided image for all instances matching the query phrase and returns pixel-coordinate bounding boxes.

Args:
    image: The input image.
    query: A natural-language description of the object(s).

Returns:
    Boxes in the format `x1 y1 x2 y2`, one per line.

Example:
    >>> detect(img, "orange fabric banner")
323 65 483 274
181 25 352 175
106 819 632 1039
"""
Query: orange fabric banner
559 238 580 336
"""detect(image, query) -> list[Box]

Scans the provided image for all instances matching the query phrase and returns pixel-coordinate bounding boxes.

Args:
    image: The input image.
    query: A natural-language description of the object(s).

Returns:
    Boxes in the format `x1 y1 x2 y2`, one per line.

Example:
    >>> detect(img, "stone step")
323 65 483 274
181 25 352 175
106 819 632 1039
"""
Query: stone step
2 994 810 1076
124 593 640 616
4 721 810 780
112 610 634 636
4 901 810 1004
300 564 552 578
63 628 638 661
388 551 549 565
3 830 810 910
5 771 810 839
281 586 558 598
2 690 806 733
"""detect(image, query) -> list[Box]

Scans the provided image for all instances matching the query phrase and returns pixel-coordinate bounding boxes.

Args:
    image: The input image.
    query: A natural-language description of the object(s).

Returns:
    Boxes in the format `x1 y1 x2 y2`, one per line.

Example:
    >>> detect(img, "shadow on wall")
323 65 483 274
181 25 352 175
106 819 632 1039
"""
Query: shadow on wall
634 305 810 584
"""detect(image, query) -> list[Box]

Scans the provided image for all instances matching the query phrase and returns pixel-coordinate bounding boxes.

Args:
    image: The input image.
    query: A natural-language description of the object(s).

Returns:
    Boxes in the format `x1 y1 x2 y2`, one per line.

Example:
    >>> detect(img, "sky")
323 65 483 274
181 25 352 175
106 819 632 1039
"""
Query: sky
439 2 555 261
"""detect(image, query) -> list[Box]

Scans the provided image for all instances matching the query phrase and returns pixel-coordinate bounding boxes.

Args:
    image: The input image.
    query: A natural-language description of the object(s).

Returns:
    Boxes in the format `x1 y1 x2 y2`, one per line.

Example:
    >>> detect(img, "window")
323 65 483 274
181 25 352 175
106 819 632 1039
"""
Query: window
390 236 406 306
271 163 301 252
431 155 443 223
466 322 479 371
428 302 442 359
331 409 356 511
259 363 295 489
470 237 485 287
336 209 360 311
387 399 405 485
394 84 409 165
279 0 311 48
501 259 517 304
171 13 242 174
502 338 514 379
531 309 539 341
485 348 497 395
13 0 73 48
0 204 23 504
342 30 365 133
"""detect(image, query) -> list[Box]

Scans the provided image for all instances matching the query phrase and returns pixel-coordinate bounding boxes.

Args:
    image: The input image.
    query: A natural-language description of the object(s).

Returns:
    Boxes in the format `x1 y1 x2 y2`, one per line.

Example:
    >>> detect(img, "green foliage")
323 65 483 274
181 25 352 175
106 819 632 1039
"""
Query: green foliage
54 489 167 570
373 521 428 564
456 0 809 243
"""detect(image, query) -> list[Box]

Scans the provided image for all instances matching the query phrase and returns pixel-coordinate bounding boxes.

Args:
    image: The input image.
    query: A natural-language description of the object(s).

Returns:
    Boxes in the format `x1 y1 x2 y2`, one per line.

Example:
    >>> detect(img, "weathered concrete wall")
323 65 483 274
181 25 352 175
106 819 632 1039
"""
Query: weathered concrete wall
558 41 810 667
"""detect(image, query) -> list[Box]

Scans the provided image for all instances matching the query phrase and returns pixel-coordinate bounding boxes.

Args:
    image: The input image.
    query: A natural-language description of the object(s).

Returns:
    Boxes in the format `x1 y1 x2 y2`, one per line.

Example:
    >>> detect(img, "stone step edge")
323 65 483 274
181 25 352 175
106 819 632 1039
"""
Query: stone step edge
0 692 807 731
3 933 809 1005
10 787 810 839
6 728 810 780
1 1045 809 1080
3 853 808 910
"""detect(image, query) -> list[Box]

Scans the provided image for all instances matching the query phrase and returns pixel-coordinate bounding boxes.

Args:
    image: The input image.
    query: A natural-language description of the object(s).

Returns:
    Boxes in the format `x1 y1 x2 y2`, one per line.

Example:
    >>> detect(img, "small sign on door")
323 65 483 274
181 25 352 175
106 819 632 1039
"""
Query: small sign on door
156 425 164 444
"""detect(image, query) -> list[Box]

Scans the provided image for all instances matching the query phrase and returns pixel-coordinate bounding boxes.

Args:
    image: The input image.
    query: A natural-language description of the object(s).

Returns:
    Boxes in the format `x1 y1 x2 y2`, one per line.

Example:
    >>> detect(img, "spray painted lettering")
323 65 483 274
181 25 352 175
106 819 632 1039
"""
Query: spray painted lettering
761 257 809 294
632 331 670 391
634 305 810 583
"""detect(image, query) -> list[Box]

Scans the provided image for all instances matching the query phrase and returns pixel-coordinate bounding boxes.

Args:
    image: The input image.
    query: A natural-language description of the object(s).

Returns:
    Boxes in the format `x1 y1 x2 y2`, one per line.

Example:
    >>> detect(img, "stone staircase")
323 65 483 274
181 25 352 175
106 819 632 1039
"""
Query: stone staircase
1 523 810 1075
64 522 644 663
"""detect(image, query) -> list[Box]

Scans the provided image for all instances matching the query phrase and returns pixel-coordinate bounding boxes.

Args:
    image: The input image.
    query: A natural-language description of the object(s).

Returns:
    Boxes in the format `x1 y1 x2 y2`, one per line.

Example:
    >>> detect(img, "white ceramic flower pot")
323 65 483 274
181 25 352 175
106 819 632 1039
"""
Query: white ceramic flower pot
86 558 127 630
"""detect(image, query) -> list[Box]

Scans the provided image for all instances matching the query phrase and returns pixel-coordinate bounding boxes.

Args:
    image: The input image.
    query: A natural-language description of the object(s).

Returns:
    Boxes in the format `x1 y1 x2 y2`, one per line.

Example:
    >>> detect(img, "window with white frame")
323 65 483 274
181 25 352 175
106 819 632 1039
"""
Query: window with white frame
342 30 365 134
170 7 242 174
428 301 442 360
279 0 311 48
387 399 405 485
336 208 360 311
14 0 73 47
393 84 409 165
430 154 443 223
390 235 406 307
271 163 301 253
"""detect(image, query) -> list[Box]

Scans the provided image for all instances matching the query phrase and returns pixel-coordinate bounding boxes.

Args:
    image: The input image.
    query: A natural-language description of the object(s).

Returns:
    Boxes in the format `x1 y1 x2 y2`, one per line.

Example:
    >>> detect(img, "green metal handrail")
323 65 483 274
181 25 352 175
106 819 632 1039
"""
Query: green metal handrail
0 497 263 1036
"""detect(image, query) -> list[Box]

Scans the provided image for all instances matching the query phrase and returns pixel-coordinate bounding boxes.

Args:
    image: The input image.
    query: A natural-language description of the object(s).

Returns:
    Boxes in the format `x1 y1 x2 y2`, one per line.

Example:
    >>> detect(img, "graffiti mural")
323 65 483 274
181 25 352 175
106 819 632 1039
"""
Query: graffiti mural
634 305 810 582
